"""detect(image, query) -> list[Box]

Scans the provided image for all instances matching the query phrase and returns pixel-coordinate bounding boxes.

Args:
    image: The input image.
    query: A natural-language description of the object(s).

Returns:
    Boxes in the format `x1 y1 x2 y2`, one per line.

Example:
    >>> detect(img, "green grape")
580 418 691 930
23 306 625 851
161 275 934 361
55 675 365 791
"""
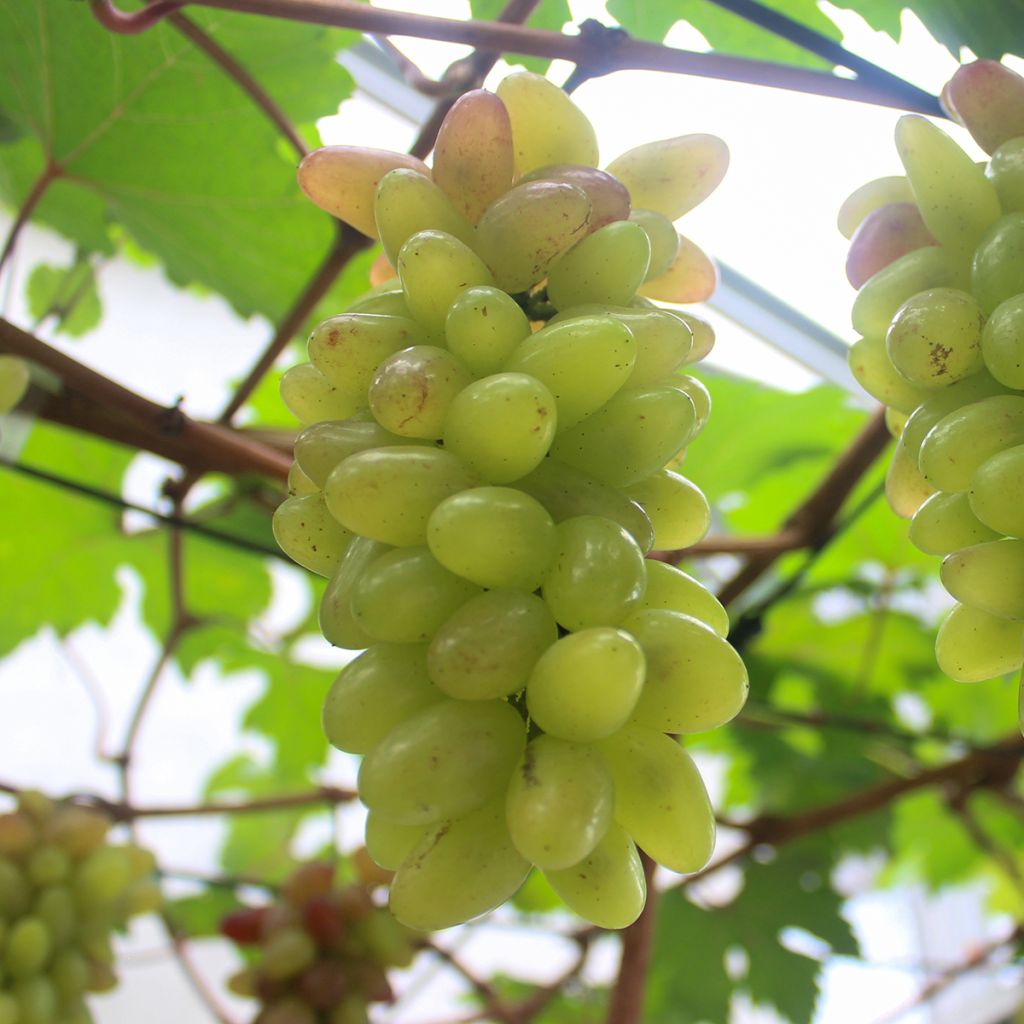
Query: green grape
368 345 472 439
851 247 970 340
969 444 1024 536
0 858 29 917
73 847 133 910
351 907 416 968
626 470 710 549
308 313 424 398
941 539 1024 619
294 420 413 488
521 164 630 229
674 310 716 364
546 221 651 310
624 609 747 733
982 295 1024 387
526 628 645 742
475 181 591 293
349 547 480 643
972 213 1024 314
550 384 697 487
885 288 984 388
297 146 429 238
936 603 1024 682
635 560 730 638
280 364 362 425
347 284 412 318
442 373 557 482
545 822 645 929
838 175 913 239
51 949 90 1001
323 644 442 754
365 814 429 871
0 356 30 414
543 516 646 630
263 927 317 980
427 487 556 591
630 208 680 280
13 975 57 1024
320 537 387 650
287 463 317 497
388 798 531 931
885 438 935 518
894 115 1000 253
517 458 654 553
358 699 525 825
505 736 614 869
27 845 69 886
272 493 353 577
4 916 51 976
397 230 495 338
374 168 477 266
34 885 75 945
432 90 515 224
606 134 729 220
428 590 557 699
909 492 1001 554
674 376 711 433
919 395 1024 491
598 724 715 874
496 72 599 174
639 232 718 305
505 316 636 429
324 446 477 546
887 407 909 437
988 137 1024 213
445 286 531 377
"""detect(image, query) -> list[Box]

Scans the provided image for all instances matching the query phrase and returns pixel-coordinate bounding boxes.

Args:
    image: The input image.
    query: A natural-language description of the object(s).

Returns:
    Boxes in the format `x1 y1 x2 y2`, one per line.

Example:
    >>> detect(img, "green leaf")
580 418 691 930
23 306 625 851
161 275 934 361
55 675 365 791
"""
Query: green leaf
470 0 572 73
883 790 980 889
164 888 242 939
25 256 102 338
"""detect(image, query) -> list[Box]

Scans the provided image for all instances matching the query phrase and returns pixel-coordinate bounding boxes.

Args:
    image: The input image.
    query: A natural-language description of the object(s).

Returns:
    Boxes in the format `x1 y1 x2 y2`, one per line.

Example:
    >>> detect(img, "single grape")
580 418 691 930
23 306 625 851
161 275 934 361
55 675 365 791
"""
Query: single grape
885 438 935 518
909 491 1000 555
626 470 710 549
444 285 531 378
630 208 680 280
263 927 318 980
943 60 1024 155
972 213 1024 314
988 137 1024 213
941 539 1024 620
838 175 913 239
294 420 413 488
547 221 651 310
969 443 1024 536
639 233 718 304
364 814 428 872
4 916 52 976
936 603 1024 682
522 164 630 229
319 537 388 650
280 364 361 425
846 202 936 288
272 493 353 577
982 294 1024 387
635 560 729 637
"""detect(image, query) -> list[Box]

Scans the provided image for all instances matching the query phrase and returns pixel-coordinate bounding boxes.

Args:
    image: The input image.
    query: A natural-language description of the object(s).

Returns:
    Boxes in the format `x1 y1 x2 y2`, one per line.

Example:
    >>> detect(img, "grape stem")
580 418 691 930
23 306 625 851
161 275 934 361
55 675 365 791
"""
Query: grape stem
606 853 659 1024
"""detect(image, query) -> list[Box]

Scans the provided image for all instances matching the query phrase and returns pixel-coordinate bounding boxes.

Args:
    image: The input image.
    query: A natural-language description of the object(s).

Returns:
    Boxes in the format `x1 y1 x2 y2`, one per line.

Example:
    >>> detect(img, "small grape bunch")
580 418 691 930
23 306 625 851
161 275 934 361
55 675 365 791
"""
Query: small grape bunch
0 791 161 1024
220 862 416 1024
274 72 748 930
842 60 1024 705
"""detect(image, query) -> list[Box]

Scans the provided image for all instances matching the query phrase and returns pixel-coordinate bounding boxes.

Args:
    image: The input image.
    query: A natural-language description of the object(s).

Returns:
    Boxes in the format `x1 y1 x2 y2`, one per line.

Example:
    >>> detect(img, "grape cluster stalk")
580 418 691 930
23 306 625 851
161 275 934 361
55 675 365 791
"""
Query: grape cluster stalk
843 60 1024 713
274 71 748 931
0 792 161 1023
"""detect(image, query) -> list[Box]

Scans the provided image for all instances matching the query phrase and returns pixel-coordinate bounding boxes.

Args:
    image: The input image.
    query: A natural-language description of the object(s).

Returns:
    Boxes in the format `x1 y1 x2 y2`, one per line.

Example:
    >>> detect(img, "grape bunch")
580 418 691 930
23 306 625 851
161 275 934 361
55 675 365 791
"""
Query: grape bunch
0 791 161 1024
274 72 748 930
220 862 416 1024
843 61 1024 706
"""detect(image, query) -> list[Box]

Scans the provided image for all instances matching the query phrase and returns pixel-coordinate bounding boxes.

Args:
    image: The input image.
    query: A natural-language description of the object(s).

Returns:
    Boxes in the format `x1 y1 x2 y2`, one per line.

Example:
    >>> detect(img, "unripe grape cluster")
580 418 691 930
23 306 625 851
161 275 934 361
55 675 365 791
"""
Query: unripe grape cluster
0 792 160 1024
844 60 1024 703
274 72 748 930
220 862 416 1024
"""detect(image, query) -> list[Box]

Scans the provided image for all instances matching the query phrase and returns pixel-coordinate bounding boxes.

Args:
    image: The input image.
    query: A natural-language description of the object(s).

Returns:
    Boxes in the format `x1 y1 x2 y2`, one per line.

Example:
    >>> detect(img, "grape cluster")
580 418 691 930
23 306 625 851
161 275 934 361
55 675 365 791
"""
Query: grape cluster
274 72 748 930
220 862 415 1024
0 792 160 1024
844 61 1024 701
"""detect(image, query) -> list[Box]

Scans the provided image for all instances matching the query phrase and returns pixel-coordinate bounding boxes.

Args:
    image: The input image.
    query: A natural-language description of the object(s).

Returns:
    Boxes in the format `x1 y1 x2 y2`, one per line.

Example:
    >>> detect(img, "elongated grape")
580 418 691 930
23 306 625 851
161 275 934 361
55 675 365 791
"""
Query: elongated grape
359 699 524 825
545 822 645 929
445 286 531 377
397 230 495 338
630 208 680 280
496 73 599 173
4 916 51 975
846 202 936 288
598 725 715 873
626 470 710 549
886 439 935 517
347 282 411 317
287 463 317 497
505 316 635 428
433 90 515 223
969 444 1024 537
389 798 531 930
638 234 718 304
294 420 411 488
550 384 697 487
375 169 476 266
476 181 591 293
428 590 557 699
13 976 57 1024
606 134 729 220
323 645 441 754
675 376 711 433
297 147 429 237
936 603 1024 682
517 458 654 553
909 491 1000 554
838 175 913 238
522 164 630 230
308 314 424 397
982 295 1024 388
972 213 1024 314
941 539 1024 619
942 60 1024 155
848 335 930 414
505 737 613 869
919 395 1024 492
636 560 729 637
349 547 480 643
988 137 1024 213
320 537 388 650
272 493 352 577
674 310 715 364
895 115 1000 253
851 247 970 339
443 373 557 482
0 355 30 414
547 221 651 310
365 814 429 872
280 364 361 424
526 628 645 742
324 446 477 545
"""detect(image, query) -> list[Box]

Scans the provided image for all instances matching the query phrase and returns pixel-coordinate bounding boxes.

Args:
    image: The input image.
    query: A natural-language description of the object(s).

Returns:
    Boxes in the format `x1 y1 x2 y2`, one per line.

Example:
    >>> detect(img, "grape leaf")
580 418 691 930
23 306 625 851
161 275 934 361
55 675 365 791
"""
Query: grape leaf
25 257 102 338
164 887 243 938
470 0 572 73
